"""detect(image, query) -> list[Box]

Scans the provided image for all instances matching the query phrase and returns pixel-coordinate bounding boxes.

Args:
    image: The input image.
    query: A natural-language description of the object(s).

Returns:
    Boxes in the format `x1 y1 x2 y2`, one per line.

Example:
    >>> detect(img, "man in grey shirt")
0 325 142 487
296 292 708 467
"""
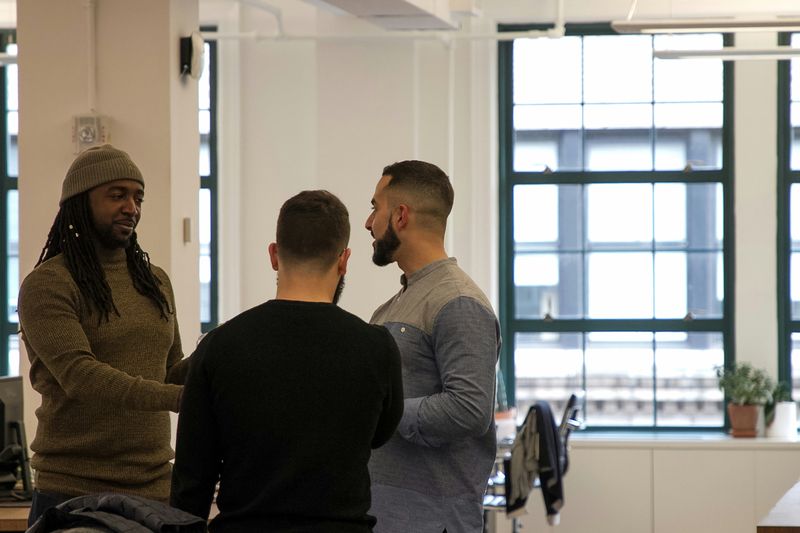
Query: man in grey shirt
365 160 501 533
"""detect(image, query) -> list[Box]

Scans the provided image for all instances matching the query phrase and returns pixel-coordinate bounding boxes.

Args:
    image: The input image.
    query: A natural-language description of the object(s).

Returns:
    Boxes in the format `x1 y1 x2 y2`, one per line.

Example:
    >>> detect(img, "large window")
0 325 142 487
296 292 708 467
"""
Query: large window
500 26 733 429
779 33 800 398
1 34 17 376
198 34 218 332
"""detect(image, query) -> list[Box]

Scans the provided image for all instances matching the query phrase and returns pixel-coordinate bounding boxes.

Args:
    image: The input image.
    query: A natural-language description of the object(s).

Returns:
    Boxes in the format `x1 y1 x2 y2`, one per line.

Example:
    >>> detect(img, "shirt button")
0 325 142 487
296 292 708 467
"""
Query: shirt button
400 327 406 333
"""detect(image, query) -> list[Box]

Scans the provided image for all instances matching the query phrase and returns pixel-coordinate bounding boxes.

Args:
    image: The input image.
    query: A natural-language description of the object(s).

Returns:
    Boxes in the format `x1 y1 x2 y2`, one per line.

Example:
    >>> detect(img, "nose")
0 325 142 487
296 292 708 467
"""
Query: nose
121 196 139 216
365 212 374 232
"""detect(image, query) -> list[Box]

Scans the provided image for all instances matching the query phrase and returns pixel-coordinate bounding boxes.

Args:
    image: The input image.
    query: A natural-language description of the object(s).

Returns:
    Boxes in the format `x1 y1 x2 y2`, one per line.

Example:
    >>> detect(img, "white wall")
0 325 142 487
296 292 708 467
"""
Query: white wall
17 0 200 446
734 32 780 377
0 0 13 27
207 0 792 380
208 0 501 320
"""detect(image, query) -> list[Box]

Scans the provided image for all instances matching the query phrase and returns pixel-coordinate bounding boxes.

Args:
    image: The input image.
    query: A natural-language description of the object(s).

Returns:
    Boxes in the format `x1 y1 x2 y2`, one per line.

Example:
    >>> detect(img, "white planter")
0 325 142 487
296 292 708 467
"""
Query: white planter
766 401 798 439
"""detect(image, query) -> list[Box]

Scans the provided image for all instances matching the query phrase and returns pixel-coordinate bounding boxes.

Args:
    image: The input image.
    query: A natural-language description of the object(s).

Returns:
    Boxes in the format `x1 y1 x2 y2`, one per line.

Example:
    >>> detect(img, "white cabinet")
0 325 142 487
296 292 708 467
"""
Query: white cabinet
654 450 755 533
511 437 800 533
755 450 800 519
518 448 652 533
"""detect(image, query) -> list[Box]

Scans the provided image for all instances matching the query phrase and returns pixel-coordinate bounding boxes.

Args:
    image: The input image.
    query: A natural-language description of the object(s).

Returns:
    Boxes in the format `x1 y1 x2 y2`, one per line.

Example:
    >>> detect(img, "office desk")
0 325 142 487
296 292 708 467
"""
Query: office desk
758 480 800 532
0 504 29 532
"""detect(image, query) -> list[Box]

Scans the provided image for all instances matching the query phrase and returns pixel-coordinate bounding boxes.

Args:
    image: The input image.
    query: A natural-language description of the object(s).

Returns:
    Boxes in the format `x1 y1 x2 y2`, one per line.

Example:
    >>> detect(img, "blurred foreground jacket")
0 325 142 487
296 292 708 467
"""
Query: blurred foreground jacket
27 493 206 533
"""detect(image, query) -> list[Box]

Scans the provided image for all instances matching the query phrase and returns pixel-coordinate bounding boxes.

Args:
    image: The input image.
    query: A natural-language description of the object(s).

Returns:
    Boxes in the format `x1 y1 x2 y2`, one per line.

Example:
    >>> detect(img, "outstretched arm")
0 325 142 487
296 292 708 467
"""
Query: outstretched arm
156 269 191 386
19 269 182 412
397 297 499 447
165 318 191 385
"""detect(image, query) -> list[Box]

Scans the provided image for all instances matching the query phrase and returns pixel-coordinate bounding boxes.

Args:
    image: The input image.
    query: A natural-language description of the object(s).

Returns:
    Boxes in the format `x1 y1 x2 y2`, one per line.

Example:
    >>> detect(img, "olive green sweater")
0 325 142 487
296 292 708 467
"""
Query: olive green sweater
18 248 188 501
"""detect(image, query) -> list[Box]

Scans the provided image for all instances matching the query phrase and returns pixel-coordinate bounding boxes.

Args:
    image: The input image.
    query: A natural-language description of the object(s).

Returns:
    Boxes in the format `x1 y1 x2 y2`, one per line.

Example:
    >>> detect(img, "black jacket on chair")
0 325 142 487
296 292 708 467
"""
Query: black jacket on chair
505 401 565 522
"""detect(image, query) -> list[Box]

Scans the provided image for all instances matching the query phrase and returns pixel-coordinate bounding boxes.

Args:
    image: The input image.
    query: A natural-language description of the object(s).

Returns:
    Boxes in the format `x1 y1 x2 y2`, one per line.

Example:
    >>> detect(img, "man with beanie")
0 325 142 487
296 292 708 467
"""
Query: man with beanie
18 144 190 526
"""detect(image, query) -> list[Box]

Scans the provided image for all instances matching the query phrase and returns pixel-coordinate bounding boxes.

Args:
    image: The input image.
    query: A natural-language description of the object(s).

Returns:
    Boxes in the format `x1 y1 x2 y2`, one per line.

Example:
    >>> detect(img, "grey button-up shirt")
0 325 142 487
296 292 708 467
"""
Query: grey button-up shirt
368 258 501 533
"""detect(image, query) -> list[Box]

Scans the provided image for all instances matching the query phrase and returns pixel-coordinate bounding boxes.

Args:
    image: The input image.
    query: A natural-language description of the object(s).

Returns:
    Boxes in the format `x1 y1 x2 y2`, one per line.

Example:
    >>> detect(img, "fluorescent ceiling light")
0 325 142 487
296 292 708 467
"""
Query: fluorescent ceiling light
654 47 800 61
612 17 800 34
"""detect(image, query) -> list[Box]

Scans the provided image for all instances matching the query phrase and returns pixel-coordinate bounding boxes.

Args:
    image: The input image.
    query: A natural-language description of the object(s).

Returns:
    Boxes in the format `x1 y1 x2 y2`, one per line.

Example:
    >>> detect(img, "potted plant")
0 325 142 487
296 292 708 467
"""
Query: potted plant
715 362 773 437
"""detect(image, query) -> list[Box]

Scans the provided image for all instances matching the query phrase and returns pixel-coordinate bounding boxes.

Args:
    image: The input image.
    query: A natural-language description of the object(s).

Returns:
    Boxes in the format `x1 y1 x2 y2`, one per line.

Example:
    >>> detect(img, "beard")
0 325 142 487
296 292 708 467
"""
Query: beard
93 223 134 250
332 275 346 305
372 219 401 266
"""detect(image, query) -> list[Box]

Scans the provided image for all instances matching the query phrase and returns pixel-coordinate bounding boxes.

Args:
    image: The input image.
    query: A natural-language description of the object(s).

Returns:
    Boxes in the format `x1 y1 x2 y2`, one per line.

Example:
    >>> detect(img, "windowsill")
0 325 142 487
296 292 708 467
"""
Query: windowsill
570 431 800 449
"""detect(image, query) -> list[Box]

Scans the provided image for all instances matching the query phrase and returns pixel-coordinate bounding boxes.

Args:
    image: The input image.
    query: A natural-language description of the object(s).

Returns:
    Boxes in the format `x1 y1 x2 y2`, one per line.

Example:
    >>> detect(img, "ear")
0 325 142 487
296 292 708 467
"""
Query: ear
268 243 279 272
394 204 410 230
338 248 351 276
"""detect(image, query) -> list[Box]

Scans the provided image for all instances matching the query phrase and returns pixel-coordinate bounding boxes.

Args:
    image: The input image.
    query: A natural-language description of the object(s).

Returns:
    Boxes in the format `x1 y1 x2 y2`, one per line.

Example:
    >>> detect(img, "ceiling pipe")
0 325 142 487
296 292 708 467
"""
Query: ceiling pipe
614 0 800 34
235 0 285 37
85 0 97 113
614 17 800 34
625 0 639 22
654 47 800 61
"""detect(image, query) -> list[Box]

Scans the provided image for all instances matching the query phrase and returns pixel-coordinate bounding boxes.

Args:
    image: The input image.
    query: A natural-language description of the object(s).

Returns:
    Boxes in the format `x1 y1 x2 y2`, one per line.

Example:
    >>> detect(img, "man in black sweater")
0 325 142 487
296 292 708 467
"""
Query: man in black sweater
171 190 404 533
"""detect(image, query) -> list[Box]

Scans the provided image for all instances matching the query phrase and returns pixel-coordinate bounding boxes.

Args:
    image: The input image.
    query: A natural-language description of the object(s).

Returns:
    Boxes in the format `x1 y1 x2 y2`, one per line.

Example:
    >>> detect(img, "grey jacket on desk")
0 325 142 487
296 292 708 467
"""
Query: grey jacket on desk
369 258 501 533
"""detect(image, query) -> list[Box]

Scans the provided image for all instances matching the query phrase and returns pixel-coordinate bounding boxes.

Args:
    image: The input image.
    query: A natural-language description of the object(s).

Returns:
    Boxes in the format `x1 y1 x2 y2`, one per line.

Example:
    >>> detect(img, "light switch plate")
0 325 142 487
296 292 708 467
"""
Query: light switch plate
72 114 107 154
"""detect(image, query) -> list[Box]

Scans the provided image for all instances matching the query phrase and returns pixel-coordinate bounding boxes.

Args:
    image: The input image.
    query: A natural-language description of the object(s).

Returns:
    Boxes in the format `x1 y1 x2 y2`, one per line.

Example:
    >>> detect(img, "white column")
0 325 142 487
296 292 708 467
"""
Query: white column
734 31 779 377
17 0 199 444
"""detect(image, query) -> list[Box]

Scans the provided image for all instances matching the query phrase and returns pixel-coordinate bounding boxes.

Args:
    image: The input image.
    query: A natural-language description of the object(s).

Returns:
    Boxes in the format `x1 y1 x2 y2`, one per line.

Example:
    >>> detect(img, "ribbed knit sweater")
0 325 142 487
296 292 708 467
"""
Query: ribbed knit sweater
17 247 187 501
171 300 404 533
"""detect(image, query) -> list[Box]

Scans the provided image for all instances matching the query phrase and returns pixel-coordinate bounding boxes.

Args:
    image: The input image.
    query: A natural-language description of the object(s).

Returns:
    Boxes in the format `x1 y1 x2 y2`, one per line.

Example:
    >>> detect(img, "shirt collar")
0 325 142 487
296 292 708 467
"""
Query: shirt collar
400 257 457 290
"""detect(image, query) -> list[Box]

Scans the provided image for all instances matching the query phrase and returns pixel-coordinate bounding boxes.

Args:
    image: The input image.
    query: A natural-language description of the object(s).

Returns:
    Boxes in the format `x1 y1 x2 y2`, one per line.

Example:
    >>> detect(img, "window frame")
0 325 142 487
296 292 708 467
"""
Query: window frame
0 30 16 376
200 27 218 334
778 31 796 388
498 23 736 430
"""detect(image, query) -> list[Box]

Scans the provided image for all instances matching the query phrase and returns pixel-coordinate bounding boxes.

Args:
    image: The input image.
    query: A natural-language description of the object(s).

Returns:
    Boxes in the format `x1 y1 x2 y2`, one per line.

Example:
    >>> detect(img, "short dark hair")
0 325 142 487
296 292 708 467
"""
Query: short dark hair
276 190 350 270
382 160 454 229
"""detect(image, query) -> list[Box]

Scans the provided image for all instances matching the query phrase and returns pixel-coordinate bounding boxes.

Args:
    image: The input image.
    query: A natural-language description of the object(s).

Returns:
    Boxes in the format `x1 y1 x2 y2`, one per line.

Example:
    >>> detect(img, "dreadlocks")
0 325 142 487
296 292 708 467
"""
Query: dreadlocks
36 193 172 323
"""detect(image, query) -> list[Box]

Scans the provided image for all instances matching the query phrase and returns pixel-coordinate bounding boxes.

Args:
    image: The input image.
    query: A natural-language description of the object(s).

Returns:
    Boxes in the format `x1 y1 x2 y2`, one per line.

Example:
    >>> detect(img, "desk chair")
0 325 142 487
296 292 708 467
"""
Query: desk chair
483 393 584 533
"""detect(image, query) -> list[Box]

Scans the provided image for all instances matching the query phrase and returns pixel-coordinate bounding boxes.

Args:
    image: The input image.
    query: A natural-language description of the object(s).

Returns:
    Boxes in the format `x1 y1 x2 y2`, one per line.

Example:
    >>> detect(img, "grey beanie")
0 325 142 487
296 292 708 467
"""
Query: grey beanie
60 144 145 205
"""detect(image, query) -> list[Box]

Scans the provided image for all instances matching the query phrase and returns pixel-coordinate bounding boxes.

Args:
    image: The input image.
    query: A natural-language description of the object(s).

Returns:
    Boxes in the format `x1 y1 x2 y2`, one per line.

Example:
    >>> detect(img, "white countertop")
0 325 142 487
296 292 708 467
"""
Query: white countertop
570 432 800 449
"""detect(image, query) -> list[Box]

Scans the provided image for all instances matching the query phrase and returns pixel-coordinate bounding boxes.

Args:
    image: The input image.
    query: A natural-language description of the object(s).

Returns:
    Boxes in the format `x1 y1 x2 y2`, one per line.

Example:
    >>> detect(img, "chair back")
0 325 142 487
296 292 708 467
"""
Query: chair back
558 392 584 475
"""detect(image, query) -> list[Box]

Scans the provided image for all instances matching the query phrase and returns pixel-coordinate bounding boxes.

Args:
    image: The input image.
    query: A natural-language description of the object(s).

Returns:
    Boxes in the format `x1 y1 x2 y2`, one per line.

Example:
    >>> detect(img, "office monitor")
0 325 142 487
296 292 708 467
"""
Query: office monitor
0 375 31 498
0 376 22 449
